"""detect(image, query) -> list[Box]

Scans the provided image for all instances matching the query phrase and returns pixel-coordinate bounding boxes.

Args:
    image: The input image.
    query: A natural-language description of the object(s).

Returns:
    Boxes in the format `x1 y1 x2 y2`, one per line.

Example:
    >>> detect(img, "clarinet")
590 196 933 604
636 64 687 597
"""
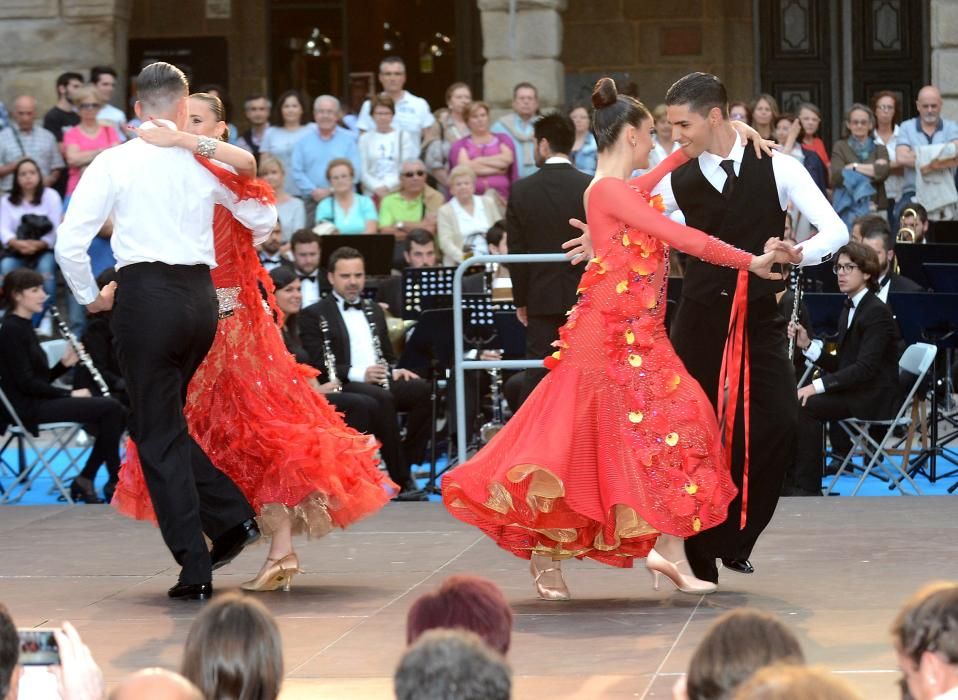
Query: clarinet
364 302 391 390
787 266 804 362
318 316 341 391
48 306 111 397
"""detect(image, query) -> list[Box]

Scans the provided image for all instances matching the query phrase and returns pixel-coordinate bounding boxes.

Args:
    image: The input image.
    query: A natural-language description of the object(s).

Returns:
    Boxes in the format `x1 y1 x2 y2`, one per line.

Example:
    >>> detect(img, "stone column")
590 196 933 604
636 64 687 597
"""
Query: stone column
932 0 958 120
478 0 566 111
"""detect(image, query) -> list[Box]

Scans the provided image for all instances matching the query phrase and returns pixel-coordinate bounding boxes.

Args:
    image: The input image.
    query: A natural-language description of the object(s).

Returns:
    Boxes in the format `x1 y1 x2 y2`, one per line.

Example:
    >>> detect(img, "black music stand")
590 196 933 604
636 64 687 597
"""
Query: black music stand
319 234 396 276
896 244 958 290
925 263 958 293
802 293 846 340
888 292 958 487
401 266 456 319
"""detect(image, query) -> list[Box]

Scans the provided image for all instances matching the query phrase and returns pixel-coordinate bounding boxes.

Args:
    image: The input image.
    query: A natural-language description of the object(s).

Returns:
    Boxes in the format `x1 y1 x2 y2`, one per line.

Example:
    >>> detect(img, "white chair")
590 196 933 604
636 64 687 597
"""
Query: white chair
824 342 937 496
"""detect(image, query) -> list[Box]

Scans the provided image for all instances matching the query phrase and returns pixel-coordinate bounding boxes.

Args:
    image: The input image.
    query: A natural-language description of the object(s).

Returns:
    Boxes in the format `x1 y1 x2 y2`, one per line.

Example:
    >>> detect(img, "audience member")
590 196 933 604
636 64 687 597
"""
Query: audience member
830 103 889 230
42 73 83 191
63 83 121 199
732 665 862 700
0 604 19 700
872 90 905 227
437 164 504 265
568 103 597 174
377 228 438 317
236 94 272 163
424 82 472 189
358 93 418 200
896 85 958 221
860 221 923 303
292 95 361 218
259 155 305 241
258 219 288 271
773 113 828 200
378 158 443 256
506 112 589 407
648 103 680 171
450 101 516 201
677 609 805 700
729 101 750 122
899 202 930 243
299 247 430 500
0 102 8 131
356 56 436 148
787 242 902 496
199 84 239 143
316 158 377 234
407 575 513 655
289 228 325 308
0 96 65 193
892 582 958 700
259 89 312 196
492 82 540 179
750 93 779 140
797 102 829 168
180 592 283 700
394 629 512 700
110 668 203 700
90 66 128 140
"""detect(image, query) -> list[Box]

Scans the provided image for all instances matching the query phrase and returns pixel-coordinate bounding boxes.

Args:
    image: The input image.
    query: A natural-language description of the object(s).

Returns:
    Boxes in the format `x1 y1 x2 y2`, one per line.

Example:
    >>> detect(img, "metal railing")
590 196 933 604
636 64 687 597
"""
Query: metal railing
452 253 568 467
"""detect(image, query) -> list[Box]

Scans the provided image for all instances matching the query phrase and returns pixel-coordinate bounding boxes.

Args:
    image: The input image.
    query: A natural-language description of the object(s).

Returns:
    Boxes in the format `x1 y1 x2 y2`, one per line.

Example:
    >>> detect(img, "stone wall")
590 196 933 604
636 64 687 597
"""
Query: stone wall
0 0 132 116
561 0 754 109
931 0 958 120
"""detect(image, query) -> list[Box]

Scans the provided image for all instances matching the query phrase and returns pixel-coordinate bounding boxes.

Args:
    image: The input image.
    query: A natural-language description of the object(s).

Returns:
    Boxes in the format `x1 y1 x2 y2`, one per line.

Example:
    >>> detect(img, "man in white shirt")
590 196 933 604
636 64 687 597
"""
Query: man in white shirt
55 62 276 601
893 582 958 700
355 57 435 149
91 66 129 141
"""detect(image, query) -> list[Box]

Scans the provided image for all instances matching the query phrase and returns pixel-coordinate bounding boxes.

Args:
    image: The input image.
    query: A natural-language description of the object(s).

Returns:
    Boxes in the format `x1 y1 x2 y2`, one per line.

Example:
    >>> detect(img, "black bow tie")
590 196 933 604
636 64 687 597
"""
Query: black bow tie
844 297 854 310
879 275 891 289
342 300 363 311
298 273 317 283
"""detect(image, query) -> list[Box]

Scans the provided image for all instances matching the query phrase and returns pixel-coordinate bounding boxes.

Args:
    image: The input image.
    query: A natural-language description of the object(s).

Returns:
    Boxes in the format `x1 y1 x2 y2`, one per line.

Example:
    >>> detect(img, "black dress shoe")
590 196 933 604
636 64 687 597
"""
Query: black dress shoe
210 518 261 571
721 558 754 574
168 581 212 600
393 488 429 502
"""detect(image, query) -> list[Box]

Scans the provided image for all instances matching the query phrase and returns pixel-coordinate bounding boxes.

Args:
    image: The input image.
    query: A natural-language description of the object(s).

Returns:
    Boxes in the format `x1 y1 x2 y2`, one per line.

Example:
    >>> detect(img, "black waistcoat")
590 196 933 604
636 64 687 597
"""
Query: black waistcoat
671 148 786 303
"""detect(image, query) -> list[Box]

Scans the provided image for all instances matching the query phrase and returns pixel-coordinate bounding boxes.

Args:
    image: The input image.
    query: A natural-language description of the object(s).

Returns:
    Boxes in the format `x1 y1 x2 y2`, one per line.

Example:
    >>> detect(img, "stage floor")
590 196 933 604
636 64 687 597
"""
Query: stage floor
1 498 955 699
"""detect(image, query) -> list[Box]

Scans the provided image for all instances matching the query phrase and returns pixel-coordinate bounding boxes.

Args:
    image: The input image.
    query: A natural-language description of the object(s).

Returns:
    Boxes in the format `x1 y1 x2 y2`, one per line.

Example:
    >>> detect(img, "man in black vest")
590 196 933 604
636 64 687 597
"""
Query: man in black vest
508 112 592 406
660 73 848 583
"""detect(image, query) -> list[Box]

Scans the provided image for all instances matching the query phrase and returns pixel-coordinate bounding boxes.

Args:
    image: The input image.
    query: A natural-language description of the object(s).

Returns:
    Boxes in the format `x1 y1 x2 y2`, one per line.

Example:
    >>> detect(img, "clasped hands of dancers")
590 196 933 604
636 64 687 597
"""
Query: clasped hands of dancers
56 66 844 603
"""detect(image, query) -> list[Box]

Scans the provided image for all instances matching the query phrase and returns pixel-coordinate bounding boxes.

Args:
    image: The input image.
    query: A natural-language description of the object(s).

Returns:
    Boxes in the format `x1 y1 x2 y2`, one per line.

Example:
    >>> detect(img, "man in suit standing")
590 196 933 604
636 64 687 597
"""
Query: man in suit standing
788 242 903 495
859 223 924 303
299 247 429 501
507 112 592 406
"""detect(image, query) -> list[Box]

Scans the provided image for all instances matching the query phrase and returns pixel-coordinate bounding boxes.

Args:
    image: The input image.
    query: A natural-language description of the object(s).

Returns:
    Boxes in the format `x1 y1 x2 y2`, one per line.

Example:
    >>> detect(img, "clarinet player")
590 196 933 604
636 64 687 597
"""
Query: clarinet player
0 269 126 503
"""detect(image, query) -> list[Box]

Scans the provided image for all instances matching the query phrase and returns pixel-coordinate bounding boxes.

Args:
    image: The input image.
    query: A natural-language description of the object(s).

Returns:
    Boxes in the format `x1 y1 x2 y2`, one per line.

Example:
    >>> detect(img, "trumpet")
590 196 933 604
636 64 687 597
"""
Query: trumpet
48 306 111 397
318 316 341 391
364 302 391 390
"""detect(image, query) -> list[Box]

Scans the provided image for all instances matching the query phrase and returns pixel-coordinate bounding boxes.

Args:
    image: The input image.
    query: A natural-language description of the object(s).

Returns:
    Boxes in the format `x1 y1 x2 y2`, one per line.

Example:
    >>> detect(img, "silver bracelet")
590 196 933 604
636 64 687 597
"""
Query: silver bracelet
195 135 218 159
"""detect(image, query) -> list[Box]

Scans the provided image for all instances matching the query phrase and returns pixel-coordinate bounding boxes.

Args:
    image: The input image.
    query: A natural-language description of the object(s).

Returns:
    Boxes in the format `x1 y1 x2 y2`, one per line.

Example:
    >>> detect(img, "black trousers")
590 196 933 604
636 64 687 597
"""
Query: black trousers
790 393 852 494
326 391 377 434
112 263 254 584
344 377 431 487
671 293 798 582
519 313 566 408
34 396 125 483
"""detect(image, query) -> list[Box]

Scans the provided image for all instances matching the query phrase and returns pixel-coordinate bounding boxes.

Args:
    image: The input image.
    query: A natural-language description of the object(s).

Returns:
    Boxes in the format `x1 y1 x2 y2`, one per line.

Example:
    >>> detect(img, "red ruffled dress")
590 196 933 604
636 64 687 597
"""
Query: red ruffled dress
112 158 397 538
443 151 753 567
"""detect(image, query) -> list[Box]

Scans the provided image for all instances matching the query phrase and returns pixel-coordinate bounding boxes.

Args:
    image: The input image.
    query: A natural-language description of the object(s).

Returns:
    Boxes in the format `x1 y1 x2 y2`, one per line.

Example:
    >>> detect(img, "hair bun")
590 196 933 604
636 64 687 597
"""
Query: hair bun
592 77 618 110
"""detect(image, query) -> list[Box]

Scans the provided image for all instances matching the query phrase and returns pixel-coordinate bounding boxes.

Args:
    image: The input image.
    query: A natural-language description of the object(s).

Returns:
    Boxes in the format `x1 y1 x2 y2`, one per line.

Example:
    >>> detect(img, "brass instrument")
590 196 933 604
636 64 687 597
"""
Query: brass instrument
897 226 921 244
898 207 925 244
364 302 391 390
48 306 111 397
318 316 341 391
479 366 505 444
787 266 804 362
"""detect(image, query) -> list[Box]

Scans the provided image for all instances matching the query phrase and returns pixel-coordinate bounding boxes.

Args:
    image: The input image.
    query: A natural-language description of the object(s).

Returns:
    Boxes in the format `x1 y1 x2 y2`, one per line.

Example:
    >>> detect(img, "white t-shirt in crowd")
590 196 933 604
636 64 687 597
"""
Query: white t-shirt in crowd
356 90 435 148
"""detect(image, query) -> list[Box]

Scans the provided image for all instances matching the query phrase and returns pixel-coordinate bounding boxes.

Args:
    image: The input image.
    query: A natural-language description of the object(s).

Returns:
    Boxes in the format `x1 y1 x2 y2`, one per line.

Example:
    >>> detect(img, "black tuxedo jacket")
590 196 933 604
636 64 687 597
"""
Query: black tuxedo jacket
815 290 902 419
506 162 591 315
885 272 923 293
299 296 395 385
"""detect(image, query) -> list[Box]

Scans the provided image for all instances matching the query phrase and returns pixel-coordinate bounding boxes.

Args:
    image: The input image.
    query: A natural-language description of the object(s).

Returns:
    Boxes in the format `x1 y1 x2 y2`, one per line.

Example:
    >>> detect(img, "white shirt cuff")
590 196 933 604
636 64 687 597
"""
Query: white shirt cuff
347 366 366 384
812 377 826 394
802 339 823 362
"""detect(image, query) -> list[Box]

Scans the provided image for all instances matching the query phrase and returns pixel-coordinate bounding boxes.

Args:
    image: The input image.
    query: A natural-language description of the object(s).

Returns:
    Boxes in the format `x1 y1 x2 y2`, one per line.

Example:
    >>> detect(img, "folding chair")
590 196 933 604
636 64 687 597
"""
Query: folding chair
0 383 83 504
825 342 937 496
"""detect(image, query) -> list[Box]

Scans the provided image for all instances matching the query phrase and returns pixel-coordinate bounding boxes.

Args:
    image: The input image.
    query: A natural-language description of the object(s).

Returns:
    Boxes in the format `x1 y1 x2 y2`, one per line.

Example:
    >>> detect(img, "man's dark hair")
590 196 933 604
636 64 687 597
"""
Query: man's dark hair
90 65 117 84
486 221 507 249
533 112 575 156
860 218 895 252
0 604 17 700
901 202 928 224
289 228 321 251
135 62 188 113
836 241 882 293
513 82 538 98
243 94 271 108
892 583 958 667
665 72 729 119
395 629 511 700
380 56 405 69
56 72 83 92
404 228 435 252
328 246 365 274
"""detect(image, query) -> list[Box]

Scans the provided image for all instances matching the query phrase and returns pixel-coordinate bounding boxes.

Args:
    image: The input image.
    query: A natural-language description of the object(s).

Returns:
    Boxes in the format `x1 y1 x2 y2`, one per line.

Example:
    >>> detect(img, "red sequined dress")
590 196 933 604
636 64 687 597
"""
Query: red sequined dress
112 158 397 538
442 151 753 567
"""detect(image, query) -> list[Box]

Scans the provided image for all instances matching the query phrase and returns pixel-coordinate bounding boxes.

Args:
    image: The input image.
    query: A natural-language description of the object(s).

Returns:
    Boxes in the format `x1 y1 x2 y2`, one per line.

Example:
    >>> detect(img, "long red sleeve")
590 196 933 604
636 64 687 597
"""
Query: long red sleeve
588 177 752 270
629 148 689 193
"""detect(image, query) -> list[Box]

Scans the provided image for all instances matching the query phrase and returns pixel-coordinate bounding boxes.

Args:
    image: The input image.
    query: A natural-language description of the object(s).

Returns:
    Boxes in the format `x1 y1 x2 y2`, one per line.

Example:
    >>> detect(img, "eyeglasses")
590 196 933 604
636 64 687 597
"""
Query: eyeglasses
78 103 101 110
876 104 895 111
402 170 425 177
833 262 860 274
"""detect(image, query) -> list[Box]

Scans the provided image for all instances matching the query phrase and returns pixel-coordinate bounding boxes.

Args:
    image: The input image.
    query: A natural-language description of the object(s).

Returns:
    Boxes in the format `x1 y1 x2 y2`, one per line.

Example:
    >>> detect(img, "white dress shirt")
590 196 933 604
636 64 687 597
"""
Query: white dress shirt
297 269 322 308
652 138 848 266
934 687 958 700
803 286 869 394
55 120 277 304
331 292 379 383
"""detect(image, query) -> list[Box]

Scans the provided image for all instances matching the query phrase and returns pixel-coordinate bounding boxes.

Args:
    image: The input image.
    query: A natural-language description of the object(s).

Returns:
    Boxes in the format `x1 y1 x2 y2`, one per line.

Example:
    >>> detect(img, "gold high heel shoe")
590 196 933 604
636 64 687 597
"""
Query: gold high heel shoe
645 548 717 595
240 554 302 592
529 555 570 601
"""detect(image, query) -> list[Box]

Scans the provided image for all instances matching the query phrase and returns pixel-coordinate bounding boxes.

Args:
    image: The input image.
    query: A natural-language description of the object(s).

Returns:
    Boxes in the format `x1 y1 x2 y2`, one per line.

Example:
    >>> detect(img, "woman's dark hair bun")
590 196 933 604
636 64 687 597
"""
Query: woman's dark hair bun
592 77 618 110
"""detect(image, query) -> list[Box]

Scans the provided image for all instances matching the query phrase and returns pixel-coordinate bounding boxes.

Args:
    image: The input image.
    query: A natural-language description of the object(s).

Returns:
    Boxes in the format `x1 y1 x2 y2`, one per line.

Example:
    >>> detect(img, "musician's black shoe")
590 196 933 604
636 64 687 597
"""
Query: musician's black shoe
721 559 755 575
168 581 213 600
210 518 261 570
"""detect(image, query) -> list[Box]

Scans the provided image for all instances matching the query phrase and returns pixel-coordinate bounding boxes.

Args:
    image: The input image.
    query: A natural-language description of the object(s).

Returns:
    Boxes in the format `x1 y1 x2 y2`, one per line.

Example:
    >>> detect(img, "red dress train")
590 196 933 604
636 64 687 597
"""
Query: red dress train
112 159 397 538
442 152 753 567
